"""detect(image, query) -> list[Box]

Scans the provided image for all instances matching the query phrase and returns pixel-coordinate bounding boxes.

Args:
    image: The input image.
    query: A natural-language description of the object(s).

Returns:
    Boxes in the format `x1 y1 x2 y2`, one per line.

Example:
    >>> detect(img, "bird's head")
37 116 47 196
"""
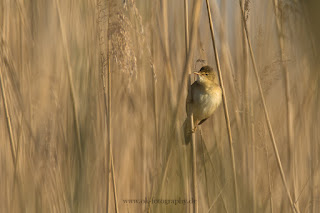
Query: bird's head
194 66 219 86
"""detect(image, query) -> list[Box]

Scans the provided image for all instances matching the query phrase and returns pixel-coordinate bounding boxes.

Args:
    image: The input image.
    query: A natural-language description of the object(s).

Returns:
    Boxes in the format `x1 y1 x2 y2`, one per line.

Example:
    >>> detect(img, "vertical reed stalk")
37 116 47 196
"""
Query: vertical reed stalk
105 37 118 213
154 1 202 212
184 1 199 212
168 0 202 141
0 61 16 167
310 99 317 213
151 49 158 170
0 58 24 212
265 145 274 213
160 0 175 109
154 150 173 213
148 12 159 211
239 0 254 211
161 0 171 80
1 8 16 166
97 2 109 212
175 0 202 112
188 77 198 213
199 130 210 208
250 83 256 213
238 1 300 213
272 0 297 207
55 2 83 210
184 0 189 52
10 115 23 202
201 137 229 211
241 0 250 139
111 151 119 213
204 1 239 213
184 0 191 212
55 0 82 160
97 2 112 211
207 181 227 213
106 38 111 212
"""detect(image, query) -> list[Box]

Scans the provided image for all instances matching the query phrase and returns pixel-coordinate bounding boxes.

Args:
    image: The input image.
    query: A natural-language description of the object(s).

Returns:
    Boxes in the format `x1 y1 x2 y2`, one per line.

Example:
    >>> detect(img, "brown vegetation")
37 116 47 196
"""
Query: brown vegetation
0 0 319 212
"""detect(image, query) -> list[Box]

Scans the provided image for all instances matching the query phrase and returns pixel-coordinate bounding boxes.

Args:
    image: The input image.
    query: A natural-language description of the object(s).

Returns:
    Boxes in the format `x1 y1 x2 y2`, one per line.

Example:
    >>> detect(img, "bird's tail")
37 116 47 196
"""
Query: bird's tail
183 117 193 145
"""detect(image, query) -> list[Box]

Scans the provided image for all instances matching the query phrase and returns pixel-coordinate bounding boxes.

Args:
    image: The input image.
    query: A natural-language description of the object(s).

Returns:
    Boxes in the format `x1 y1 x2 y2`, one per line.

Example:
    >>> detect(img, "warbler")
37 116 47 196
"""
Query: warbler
183 65 222 144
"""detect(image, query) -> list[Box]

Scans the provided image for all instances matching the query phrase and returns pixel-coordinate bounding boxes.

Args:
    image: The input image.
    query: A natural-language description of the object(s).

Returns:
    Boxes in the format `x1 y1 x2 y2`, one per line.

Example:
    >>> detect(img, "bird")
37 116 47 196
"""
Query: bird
183 65 222 145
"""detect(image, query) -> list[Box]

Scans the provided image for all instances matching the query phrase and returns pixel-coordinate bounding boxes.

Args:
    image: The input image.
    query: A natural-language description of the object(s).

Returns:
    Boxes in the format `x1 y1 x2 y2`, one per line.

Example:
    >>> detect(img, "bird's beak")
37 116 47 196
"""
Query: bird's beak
194 72 201 75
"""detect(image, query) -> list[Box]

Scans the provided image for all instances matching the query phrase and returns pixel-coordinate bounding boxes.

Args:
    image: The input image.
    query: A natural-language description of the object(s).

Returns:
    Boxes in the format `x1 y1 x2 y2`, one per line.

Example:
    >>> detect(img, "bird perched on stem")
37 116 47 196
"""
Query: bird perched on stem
183 65 222 144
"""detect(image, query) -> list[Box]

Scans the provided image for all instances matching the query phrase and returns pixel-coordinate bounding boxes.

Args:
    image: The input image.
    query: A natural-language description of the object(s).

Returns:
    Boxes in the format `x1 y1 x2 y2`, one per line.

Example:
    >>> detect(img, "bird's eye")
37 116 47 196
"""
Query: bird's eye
205 74 208 76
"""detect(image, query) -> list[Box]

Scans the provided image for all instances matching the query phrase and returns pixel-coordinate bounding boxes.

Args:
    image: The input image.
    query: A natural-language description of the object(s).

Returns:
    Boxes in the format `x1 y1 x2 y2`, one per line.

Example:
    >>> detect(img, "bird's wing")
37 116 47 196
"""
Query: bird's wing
186 93 191 115
186 82 196 115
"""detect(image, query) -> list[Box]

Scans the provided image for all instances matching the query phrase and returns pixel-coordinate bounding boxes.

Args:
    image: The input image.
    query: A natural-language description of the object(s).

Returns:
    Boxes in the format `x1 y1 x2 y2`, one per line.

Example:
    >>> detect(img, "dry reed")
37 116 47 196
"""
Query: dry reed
204 1 239 212
0 0 319 212
238 0 299 212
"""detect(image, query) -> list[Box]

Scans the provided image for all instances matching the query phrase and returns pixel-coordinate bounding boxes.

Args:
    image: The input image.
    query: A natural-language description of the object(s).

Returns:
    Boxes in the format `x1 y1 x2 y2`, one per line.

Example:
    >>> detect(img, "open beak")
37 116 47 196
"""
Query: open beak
194 72 201 75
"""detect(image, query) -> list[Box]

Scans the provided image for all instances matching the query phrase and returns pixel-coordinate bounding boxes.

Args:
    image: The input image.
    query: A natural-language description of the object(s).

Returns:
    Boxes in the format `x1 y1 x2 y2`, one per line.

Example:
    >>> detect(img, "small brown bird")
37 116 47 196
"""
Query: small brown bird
183 65 222 144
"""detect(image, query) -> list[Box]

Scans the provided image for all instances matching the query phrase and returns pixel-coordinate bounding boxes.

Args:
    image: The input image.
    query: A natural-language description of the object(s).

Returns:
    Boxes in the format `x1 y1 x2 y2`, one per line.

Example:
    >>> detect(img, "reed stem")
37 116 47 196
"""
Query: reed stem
238 1 300 212
204 1 239 212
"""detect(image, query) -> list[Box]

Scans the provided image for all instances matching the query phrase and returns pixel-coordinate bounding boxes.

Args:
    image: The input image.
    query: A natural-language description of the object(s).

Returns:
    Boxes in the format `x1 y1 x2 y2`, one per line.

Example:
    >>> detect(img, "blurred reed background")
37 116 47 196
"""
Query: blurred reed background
0 0 319 212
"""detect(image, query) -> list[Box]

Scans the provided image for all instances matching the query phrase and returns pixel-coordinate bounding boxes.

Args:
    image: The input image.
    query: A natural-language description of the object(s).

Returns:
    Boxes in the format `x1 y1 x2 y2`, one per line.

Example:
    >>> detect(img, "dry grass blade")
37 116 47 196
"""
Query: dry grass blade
238 1 300 213
111 151 119 213
13 0 33 43
161 0 174 89
272 0 297 207
199 130 210 207
96 1 111 211
106 40 112 212
151 64 158 165
153 149 173 212
153 1 202 210
207 181 228 213
105 33 119 212
184 0 189 52
264 144 274 213
1 0 318 212
0 63 16 166
295 161 319 205
0 60 25 211
189 84 198 213
184 0 191 212
55 0 82 160
200 137 229 212
107 48 118 212
204 1 239 213
174 0 202 117
10 115 23 205
184 0 198 212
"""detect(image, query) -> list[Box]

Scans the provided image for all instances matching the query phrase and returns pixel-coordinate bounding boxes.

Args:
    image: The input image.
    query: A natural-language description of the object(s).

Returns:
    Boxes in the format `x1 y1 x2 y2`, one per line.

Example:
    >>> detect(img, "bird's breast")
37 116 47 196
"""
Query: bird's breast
192 87 222 121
